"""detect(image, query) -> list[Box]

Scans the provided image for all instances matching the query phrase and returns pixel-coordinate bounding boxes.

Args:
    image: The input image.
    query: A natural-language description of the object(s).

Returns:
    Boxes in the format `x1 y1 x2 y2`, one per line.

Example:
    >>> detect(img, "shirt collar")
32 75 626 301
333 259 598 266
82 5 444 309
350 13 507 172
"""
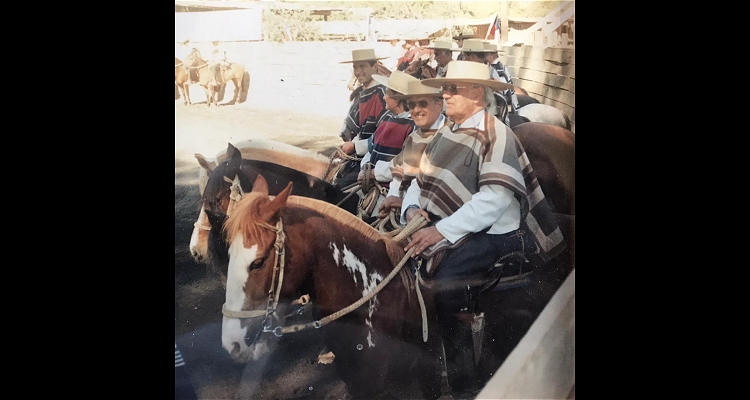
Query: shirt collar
430 114 445 130
451 110 485 132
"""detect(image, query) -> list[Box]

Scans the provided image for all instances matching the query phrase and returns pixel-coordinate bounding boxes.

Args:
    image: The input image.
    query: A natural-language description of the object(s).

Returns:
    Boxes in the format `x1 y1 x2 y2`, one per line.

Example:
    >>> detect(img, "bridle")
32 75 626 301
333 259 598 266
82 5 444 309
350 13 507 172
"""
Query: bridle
193 174 245 232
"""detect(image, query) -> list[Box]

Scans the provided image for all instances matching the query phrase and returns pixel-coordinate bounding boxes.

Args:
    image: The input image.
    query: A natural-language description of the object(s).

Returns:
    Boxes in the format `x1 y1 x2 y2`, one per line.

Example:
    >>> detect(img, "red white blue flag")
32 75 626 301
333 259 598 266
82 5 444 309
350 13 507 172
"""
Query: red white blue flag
489 14 501 38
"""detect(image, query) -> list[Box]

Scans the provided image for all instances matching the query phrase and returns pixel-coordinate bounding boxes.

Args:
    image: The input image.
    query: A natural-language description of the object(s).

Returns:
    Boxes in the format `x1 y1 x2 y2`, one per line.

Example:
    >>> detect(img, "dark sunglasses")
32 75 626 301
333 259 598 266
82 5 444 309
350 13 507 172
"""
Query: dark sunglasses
441 84 476 95
407 100 431 109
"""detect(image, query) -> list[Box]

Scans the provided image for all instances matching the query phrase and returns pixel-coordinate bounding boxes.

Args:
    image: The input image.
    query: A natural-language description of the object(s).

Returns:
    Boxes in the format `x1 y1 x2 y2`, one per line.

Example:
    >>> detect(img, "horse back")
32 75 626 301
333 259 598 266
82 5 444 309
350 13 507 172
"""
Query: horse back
513 122 575 215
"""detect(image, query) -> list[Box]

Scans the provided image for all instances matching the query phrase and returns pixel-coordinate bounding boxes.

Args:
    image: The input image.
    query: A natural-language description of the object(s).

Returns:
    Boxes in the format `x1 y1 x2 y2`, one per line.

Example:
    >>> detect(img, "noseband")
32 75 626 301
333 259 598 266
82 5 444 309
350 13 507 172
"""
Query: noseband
194 174 244 232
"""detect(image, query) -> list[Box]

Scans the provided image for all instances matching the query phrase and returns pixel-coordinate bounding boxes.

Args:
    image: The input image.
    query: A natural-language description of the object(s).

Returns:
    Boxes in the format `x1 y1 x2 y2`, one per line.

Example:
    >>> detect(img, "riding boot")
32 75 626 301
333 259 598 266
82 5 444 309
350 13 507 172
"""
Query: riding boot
435 288 480 398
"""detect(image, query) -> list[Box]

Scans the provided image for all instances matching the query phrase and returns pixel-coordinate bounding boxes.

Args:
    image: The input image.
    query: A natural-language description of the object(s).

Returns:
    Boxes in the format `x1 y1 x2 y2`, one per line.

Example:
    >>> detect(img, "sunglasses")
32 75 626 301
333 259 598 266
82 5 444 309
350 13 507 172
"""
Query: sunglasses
441 84 478 95
407 100 432 109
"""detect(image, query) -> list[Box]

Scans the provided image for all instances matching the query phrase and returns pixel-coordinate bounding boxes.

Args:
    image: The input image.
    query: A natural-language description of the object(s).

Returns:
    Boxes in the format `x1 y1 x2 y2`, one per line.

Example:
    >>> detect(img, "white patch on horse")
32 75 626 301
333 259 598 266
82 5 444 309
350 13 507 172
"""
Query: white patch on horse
331 243 384 347
225 235 257 312
189 207 207 259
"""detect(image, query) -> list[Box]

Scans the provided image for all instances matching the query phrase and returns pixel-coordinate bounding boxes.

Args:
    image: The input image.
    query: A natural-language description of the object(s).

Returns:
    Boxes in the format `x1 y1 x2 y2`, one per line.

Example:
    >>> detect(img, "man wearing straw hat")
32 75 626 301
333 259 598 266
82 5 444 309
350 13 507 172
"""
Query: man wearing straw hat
377 79 445 219
425 40 455 78
336 48 389 189
355 70 418 220
452 32 475 61
453 38 512 124
401 60 566 396
485 42 520 115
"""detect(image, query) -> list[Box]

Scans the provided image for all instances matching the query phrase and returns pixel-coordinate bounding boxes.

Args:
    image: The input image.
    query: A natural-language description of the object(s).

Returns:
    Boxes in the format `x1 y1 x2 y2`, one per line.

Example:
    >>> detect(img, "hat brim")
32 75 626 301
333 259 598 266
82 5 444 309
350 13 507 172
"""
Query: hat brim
340 57 388 64
421 77 515 92
370 74 390 88
452 35 476 40
451 49 494 53
390 92 443 100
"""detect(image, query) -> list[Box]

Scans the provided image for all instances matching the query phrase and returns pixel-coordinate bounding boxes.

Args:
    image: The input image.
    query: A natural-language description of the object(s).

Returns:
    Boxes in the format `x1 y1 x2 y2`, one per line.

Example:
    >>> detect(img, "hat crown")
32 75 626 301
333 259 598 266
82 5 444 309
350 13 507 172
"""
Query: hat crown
372 70 419 94
405 80 442 96
351 48 379 61
444 61 492 81
427 40 454 51
460 39 490 53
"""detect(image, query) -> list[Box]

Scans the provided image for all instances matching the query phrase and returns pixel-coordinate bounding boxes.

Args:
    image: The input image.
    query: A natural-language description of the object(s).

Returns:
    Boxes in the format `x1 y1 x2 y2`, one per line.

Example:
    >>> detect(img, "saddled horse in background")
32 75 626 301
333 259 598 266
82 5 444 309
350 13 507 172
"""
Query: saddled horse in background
220 176 444 399
175 57 192 105
185 50 247 107
190 143 359 280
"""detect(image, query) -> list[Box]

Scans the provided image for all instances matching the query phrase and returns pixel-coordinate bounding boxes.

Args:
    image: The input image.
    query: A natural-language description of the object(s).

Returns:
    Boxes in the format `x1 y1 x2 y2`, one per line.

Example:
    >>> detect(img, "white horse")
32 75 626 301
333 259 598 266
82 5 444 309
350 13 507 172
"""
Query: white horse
517 103 571 130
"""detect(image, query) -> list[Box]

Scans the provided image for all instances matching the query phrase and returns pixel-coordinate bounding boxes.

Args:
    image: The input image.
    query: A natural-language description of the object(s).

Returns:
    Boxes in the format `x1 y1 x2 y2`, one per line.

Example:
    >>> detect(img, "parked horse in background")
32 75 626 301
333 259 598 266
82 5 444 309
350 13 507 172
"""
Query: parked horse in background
190 143 359 279
220 176 444 399
175 57 191 105
208 62 250 105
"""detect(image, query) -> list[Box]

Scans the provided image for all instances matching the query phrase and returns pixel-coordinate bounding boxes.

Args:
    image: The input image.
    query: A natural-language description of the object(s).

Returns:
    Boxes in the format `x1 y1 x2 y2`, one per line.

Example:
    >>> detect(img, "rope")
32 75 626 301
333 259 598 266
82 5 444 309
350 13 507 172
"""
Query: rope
324 147 361 185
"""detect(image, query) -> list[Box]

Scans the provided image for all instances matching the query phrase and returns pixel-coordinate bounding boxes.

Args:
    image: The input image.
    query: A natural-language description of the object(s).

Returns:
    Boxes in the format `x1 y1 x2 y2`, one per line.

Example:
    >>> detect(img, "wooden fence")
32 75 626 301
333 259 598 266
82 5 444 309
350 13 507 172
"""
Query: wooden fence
498 45 575 133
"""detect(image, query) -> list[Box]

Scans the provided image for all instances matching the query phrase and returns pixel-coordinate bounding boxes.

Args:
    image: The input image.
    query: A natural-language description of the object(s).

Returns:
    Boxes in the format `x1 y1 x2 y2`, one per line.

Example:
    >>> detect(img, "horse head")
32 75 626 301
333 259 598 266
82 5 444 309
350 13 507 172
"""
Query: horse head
221 175 296 363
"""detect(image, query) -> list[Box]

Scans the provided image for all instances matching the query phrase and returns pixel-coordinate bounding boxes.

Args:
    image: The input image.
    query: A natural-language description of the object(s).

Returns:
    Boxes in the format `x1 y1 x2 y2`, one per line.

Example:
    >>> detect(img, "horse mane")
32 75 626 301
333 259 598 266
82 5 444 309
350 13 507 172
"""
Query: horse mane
214 140 331 180
223 193 406 268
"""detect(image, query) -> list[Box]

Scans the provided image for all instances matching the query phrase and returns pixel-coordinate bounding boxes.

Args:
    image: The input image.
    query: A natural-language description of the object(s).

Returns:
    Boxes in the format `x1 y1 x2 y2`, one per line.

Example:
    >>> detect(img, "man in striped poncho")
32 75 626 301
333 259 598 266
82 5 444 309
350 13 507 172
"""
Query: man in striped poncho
401 61 566 397
336 49 389 189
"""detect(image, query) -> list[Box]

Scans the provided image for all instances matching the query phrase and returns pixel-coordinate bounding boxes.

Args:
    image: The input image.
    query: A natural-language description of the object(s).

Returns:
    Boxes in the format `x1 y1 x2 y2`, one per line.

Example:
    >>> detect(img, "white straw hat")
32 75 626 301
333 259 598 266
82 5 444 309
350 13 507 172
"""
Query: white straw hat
390 79 443 100
421 60 515 92
371 70 420 94
340 48 388 64
425 40 456 51
452 38 494 53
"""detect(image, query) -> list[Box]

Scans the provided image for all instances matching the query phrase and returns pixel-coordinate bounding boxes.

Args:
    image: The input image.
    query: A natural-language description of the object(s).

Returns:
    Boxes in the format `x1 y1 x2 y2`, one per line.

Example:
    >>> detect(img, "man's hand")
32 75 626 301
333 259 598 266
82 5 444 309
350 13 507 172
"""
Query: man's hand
405 207 430 224
357 169 374 183
378 196 403 219
404 226 444 256
341 142 355 155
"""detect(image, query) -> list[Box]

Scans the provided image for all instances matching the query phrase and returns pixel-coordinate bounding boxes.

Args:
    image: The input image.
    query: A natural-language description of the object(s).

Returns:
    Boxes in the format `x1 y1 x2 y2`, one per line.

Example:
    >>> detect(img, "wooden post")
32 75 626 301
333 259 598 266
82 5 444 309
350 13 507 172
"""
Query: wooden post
500 1 509 45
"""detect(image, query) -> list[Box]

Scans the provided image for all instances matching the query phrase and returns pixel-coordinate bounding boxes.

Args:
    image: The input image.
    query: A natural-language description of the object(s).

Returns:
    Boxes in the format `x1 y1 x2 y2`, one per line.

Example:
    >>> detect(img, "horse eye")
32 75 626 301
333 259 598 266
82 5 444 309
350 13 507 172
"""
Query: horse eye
249 258 266 270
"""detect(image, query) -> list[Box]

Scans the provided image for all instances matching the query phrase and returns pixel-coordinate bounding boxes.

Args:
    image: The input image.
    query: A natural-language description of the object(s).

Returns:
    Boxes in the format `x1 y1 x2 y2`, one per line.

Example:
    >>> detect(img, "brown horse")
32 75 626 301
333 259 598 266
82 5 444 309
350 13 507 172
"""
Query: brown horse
175 57 191 105
186 51 248 107
513 122 575 216
220 176 444 399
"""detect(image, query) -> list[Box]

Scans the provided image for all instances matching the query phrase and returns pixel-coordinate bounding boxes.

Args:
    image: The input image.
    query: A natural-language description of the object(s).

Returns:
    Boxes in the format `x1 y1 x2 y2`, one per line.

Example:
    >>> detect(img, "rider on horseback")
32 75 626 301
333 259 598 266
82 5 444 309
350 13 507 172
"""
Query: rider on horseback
401 61 566 397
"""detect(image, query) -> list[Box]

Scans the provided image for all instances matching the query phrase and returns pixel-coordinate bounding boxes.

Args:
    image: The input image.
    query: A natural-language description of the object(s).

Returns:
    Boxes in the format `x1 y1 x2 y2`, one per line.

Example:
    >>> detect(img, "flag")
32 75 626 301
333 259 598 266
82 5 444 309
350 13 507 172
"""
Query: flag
366 14 377 44
489 14 500 39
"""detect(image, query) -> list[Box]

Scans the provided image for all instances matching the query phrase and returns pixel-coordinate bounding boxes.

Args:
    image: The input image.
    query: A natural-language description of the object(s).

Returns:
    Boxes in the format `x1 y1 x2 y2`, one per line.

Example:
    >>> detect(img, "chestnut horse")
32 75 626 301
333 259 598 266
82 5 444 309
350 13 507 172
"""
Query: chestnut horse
220 176 444 399
189 143 359 277
185 51 248 107
175 57 191 105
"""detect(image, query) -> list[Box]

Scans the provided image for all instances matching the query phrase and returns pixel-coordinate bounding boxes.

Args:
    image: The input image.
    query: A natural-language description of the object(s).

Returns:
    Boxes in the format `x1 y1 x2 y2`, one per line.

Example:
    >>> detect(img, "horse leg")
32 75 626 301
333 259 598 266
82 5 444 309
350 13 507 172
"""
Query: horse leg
203 85 212 107
231 78 240 104
183 83 191 105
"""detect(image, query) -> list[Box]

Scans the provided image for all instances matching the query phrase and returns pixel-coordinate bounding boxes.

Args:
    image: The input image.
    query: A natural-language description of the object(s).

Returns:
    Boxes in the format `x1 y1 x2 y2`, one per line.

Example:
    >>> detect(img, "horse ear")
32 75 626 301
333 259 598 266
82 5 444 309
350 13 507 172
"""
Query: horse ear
195 153 217 173
225 145 242 178
251 174 269 195
262 182 293 221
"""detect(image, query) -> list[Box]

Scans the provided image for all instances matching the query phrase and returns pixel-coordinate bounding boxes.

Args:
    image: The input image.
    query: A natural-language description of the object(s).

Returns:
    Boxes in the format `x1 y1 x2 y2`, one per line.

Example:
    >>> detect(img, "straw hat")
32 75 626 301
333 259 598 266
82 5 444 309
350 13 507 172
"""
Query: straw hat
483 43 505 53
371 70 420 94
421 61 514 92
390 79 443 100
340 48 388 64
425 40 456 51
452 33 476 41
453 39 493 53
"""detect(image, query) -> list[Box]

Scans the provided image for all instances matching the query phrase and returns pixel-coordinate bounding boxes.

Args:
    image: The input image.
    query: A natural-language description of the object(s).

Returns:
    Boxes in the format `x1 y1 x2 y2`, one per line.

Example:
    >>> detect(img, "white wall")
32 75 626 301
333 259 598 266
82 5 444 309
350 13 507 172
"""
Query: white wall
175 9 263 43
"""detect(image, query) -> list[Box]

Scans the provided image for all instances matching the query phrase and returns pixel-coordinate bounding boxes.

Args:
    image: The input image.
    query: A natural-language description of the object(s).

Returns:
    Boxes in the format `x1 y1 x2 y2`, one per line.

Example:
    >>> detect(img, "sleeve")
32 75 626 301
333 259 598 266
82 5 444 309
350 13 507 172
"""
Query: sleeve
353 137 370 156
434 184 516 243
373 160 393 182
360 152 372 168
386 176 402 198
400 178 421 224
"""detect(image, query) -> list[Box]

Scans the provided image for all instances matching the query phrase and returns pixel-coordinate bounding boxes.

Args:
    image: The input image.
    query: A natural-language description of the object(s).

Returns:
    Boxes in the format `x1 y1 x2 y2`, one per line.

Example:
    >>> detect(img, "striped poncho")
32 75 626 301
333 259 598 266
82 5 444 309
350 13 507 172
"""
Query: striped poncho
342 83 387 145
413 110 566 264
388 114 444 196
368 111 415 168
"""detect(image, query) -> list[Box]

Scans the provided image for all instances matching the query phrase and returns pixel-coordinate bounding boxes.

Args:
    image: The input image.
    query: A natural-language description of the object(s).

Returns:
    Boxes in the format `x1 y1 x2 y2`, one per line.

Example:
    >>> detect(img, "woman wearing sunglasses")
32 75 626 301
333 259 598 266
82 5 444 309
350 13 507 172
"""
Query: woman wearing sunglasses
399 60 567 398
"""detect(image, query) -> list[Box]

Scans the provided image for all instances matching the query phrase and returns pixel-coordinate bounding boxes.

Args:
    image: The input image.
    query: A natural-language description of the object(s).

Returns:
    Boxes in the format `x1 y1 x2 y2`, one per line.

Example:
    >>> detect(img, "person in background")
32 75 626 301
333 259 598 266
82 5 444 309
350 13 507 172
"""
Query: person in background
485 42 520 115
176 39 198 84
452 32 476 61
425 40 455 78
453 39 508 123
382 38 405 71
397 40 418 71
209 40 230 68
377 79 445 219
336 48 389 189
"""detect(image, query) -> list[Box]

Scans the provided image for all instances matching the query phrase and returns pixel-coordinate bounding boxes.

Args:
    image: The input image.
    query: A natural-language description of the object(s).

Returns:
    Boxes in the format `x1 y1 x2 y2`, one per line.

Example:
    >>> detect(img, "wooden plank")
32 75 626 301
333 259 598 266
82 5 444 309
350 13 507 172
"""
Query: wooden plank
509 68 575 93
501 46 574 64
515 78 575 108
500 55 573 77
476 269 575 399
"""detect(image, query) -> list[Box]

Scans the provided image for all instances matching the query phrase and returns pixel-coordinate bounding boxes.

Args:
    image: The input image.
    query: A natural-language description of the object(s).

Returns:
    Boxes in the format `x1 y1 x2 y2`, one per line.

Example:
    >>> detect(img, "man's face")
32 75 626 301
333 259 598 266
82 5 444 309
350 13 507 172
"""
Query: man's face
456 39 464 48
407 96 444 129
384 89 401 113
434 50 453 67
442 83 482 123
353 61 376 85
485 53 498 64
